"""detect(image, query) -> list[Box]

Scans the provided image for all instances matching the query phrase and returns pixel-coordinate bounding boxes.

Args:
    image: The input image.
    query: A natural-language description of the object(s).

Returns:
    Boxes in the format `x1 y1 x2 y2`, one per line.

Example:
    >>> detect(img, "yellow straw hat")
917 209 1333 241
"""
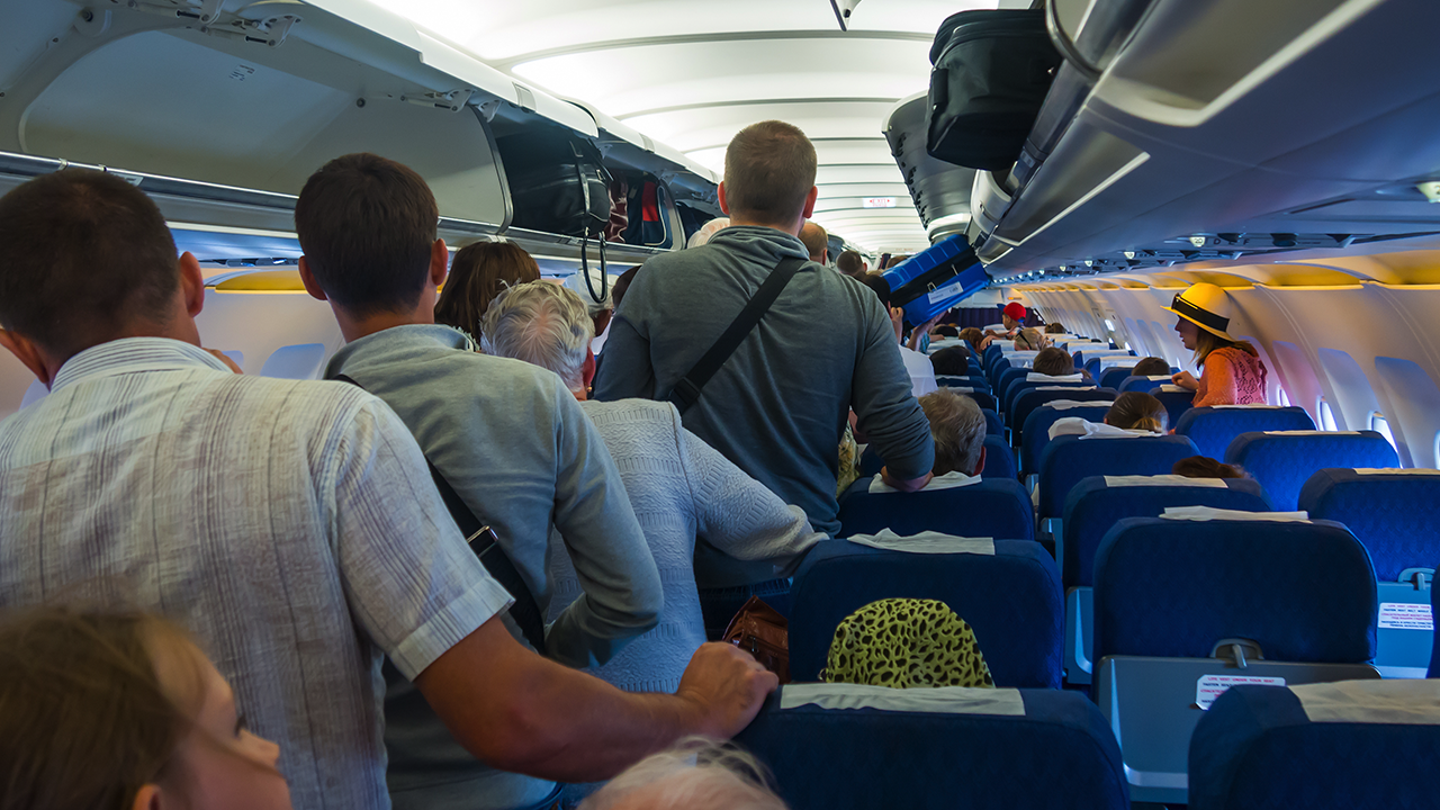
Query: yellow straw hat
1163 282 1237 342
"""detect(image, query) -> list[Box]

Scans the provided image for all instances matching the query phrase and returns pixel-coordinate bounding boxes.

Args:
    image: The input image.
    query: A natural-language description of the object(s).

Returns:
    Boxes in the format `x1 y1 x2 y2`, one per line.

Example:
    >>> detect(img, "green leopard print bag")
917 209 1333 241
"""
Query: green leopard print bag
821 598 995 689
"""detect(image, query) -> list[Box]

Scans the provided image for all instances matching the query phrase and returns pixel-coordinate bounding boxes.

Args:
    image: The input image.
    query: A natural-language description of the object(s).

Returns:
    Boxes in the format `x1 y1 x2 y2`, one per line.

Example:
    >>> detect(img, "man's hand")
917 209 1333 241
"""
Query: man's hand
674 642 778 739
880 466 932 493
205 349 243 374
1171 370 1199 391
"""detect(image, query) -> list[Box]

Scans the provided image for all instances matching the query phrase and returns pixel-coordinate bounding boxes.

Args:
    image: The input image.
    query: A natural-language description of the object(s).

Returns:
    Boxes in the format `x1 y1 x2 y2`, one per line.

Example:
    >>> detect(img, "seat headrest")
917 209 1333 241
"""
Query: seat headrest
779 683 1025 716
846 531 995 556
1161 506 1309 522
1104 475 1227 488
1292 680 1440 725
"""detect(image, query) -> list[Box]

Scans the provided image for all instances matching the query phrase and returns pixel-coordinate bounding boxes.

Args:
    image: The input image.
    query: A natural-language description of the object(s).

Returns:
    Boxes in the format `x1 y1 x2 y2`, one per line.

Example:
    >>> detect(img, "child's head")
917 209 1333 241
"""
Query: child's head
1031 347 1074 377
0 607 291 810
1173 455 1250 480
1131 356 1170 376
1105 391 1168 433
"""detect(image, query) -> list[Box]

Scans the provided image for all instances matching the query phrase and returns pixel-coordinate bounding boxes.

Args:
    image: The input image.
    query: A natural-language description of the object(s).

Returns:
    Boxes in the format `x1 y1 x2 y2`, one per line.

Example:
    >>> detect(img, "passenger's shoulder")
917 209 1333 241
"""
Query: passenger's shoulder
580 397 680 427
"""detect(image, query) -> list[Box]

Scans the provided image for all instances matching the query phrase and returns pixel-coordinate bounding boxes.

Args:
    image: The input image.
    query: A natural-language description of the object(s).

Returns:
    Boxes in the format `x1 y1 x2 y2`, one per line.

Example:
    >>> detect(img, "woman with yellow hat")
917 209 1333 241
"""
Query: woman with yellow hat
1165 282 1268 406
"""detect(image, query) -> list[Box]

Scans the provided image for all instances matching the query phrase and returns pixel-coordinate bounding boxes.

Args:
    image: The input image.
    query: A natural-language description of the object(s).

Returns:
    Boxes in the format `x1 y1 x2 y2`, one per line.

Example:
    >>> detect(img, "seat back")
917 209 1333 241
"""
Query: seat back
982 408 1003 436
735 685 1129 810
1004 380 1095 422
942 388 999 413
982 434 1017 479
837 478 1032 541
1093 516 1377 663
996 366 1030 399
1299 468 1440 581
1191 681 1440 810
1224 431 1401 511
1119 374 1173 393
1099 364 1141 390
1175 406 1316 459
1013 388 1117 445
935 374 990 391
789 539 1061 686
1037 435 1200 519
1021 403 1114 476
1062 476 1272 588
1148 386 1197 426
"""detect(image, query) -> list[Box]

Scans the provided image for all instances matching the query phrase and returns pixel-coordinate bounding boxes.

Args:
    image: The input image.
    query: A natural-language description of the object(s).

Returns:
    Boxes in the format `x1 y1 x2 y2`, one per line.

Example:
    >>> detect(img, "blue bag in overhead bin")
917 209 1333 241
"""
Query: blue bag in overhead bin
882 235 990 325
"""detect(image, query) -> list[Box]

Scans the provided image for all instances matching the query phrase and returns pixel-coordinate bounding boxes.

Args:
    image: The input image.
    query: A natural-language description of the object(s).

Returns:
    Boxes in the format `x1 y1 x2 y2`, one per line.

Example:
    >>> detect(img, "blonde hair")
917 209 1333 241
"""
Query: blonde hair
581 738 787 810
1192 329 1258 365
1106 391 1168 433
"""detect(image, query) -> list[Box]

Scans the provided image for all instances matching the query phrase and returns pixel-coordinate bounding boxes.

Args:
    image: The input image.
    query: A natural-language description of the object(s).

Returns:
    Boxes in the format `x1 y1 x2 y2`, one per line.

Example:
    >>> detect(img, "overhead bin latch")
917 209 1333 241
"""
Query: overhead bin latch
401 89 475 113
199 12 301 48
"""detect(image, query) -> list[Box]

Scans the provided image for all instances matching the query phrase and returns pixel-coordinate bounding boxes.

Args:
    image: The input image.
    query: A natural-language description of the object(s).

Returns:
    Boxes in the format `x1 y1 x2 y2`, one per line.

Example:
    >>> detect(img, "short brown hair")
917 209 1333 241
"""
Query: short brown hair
433 241 541 336
295 153 438 316
959 327 985 349
799 221 828 261
929 345 971 376
1106 391 1168 433
0 170 179 360
1173 455 1249 480
0 607 196 810
860 272 892 308
1032 347 1074 376
723 121 817 222
1044 322 1067 334
1132 356 1170 376
920 389 987 476
836 250 865 277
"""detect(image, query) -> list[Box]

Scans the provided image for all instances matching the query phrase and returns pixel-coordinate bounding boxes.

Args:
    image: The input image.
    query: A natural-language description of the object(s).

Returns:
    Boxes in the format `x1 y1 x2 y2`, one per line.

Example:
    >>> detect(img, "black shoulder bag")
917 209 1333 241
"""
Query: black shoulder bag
667 256 806 414
332 374 548 654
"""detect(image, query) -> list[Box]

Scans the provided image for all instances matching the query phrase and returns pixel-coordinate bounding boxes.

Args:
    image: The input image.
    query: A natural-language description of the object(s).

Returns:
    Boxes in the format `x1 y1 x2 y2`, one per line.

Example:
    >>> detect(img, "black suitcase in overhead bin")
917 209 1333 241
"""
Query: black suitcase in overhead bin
496 129 612 238
925 9 1062 172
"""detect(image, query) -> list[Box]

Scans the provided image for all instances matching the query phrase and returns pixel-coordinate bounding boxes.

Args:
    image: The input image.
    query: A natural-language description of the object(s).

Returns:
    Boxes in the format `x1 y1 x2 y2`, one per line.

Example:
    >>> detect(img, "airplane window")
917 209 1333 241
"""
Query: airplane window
1276 387 1291 407
1370 412 1397 451
1317 398 1338 431
1104 319 1115 331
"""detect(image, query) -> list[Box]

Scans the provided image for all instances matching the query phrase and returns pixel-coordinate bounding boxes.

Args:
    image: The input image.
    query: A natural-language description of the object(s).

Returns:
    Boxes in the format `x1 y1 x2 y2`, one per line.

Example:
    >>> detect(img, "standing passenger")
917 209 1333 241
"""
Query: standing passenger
595 121 933 585
0 169 775 810
799 220 829 265
1165 282 1268 406
433 240 540 339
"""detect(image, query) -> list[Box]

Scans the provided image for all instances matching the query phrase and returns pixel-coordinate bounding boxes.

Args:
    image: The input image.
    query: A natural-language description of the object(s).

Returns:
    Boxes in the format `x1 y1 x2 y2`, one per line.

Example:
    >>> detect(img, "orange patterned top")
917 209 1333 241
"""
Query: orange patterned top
1194 346 1268 407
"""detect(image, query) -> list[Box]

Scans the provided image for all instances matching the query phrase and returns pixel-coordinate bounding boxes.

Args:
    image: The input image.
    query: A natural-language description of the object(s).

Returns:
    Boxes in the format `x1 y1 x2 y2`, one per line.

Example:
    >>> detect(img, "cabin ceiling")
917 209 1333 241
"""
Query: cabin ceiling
362 0 1000 255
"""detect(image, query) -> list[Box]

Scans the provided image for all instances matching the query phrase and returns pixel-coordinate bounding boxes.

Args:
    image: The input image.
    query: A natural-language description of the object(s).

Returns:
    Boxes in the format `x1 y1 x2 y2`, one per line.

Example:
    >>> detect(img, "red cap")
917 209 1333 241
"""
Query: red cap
1003 302 1027 321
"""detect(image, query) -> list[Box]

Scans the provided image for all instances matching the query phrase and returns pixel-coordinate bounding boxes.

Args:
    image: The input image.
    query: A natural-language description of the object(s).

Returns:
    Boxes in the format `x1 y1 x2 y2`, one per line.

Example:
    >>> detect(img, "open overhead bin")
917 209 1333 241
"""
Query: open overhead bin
884 91 977 245
906 0 1440 283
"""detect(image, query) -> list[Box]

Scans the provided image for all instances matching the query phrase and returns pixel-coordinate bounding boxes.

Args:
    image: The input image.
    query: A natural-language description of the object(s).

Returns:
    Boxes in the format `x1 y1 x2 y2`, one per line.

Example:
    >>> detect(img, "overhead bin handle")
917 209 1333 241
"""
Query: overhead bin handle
1044 0 1102 83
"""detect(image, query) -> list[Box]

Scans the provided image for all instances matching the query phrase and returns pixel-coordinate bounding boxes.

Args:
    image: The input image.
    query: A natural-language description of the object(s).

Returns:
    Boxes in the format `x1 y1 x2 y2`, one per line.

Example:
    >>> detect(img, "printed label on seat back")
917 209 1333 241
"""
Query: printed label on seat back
1196 674 1286 710
1379 602 1434 631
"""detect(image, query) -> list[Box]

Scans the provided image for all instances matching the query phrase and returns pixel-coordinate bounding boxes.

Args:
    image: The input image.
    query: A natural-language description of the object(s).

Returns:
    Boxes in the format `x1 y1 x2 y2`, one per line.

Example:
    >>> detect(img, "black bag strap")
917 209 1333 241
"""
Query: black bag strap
332 374 548 654
668 256 806 414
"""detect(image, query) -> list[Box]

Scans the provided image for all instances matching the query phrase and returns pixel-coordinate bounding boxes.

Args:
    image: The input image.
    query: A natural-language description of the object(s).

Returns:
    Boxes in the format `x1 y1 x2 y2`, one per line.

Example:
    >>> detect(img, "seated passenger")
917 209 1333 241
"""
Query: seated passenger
1131 356 1171 377
1049 391 1168 439
581 739 786 810
860 273 938 397
686 216 731 248
1164 282 1268 406
0 607 294 810
929 344 972 377
959 326 986 353
1045 322 1067 334
933 324 960 338
433 240 540 339
480 280 824 693
980 302 1032 349
1014 326 1049 351
0 168 773 810
870 389 986 492
1030 346 1092 382
1173 455 1251 479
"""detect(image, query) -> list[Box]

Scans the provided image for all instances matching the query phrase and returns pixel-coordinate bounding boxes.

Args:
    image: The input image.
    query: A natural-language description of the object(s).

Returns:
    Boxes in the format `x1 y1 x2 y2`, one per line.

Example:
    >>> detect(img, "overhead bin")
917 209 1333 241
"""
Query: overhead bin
900 0 1440 281
884 92 977 243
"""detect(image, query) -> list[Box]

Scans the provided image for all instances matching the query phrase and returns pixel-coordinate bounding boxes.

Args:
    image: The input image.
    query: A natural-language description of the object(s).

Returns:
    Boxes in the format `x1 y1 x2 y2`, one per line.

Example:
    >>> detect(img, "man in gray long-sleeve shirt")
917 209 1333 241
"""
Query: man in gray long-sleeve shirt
595 120 934 555
295 153 663 810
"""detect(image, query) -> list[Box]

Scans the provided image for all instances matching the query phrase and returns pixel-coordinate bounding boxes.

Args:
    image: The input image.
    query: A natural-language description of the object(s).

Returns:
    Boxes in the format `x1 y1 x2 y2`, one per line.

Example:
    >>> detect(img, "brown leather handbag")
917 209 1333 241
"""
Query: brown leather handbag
722 596 791 684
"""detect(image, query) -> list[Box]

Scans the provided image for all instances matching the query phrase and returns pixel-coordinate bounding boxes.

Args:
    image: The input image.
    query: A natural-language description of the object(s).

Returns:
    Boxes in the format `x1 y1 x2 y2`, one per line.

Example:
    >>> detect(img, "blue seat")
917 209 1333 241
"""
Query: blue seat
1148 386 1197 427
982 434 1017 480
735 685 1129 810
1118 374 1173 393
1432 579 1440 678
1175 406 1316 459
935 374 989 391
1300 468 1440 677
1083 353 1134 380
1093 515 1379 804
1004 379 1095 423
1098 365 1140 390
936 387 998 413
1191 681 1440 810
1059 475 1272 685
836 477 1033 541
788 539 1062 686
1224 431 1401 511
1012 388 1116 448
986 356 1010 387
982 408 1002 436
996 366 1029 399
1020 402 1114 477
1037 434 1200 521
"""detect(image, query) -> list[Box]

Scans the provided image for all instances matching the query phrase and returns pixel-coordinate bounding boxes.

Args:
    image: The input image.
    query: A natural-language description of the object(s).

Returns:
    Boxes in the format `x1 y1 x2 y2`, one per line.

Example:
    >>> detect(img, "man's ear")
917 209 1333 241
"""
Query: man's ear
717 182 730 215
179 252 205 318
297 257 328 302
0 329 53 388
802 185 819 218
972 445 987 478
429 239 448 288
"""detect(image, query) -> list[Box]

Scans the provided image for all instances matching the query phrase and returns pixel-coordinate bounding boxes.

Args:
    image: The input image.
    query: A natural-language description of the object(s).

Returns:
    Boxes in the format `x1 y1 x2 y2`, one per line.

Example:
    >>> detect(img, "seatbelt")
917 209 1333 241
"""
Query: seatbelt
668 256 806 414
332 374 548 654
